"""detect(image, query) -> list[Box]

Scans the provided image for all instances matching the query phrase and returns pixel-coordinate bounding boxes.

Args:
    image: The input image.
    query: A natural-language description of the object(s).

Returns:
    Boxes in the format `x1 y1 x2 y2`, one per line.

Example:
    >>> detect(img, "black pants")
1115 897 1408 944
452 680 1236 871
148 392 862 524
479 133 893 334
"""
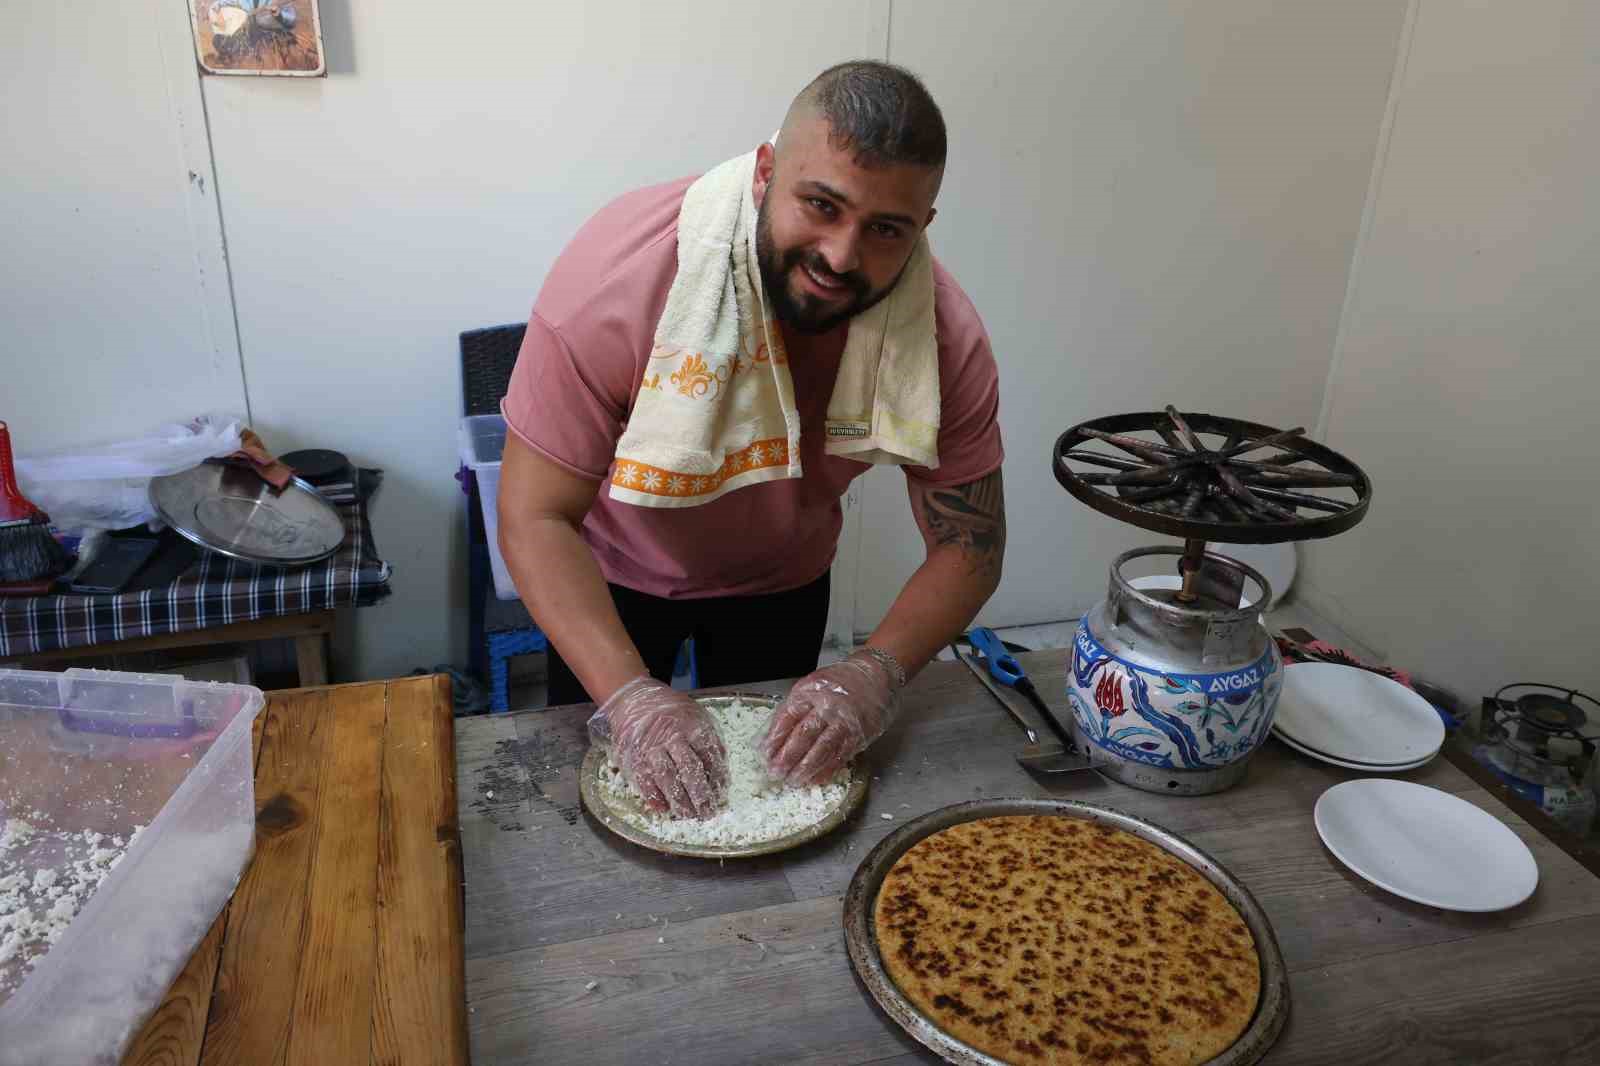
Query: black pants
546 571 832 706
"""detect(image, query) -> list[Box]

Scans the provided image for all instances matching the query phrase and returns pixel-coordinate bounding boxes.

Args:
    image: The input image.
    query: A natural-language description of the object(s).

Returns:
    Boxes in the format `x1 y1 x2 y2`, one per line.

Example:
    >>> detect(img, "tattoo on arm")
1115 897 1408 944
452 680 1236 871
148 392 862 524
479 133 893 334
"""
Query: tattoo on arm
916 470 1007 579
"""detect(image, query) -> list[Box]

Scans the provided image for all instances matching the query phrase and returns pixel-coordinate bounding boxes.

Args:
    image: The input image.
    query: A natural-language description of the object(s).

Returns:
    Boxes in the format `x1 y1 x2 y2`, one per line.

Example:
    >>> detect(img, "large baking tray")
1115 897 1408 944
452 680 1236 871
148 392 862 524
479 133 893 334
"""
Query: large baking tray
578 694 870 859
843 798 1290 1065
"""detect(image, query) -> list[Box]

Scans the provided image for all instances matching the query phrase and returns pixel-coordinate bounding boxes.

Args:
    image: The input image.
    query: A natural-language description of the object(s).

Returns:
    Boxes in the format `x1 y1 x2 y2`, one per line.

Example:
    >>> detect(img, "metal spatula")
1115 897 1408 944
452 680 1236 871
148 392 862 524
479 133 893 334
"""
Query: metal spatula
952 644 1095 774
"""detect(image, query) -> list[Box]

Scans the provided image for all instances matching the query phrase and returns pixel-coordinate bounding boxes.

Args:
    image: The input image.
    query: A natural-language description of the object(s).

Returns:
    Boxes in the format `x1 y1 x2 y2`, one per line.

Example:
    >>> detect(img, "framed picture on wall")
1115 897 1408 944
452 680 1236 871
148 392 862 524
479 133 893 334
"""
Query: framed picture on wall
188 1 327 77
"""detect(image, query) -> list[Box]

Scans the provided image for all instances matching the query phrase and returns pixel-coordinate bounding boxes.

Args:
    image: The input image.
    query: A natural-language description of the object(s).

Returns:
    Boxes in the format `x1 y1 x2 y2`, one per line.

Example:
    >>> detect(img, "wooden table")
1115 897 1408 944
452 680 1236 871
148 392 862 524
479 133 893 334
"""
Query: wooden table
12 609 336 686
122 675 468 1066
458 653 1600 1065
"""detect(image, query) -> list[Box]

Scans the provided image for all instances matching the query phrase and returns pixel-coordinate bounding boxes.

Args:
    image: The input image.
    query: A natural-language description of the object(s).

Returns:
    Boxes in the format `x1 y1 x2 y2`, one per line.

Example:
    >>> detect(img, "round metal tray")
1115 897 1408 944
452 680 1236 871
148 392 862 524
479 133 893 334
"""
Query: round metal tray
578 694 870 859
843 798 1290 1065
149 461 345 566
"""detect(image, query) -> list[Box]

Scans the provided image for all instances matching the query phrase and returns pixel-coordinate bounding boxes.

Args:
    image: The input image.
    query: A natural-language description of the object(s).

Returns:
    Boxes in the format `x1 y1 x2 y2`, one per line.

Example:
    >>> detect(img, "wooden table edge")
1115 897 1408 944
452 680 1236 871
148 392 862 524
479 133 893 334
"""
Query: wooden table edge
121 672 467 1066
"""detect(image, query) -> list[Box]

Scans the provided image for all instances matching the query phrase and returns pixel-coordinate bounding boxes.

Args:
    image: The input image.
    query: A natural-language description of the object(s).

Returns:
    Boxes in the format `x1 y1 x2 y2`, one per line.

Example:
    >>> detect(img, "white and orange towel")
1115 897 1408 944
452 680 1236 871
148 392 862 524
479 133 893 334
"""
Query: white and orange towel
608 145 940 509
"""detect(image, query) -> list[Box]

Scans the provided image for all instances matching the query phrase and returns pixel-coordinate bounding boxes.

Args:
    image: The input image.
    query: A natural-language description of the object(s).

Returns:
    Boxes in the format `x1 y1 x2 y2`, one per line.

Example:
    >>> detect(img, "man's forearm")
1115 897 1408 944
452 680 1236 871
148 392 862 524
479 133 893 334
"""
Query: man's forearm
866 547 1001 679
866 469 1007 679
499 516 647 704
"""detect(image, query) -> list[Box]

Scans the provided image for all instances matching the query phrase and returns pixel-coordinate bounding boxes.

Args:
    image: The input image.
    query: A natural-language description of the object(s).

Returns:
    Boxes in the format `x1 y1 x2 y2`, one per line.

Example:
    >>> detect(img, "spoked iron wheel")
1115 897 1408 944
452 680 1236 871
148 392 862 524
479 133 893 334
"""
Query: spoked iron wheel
1052 406 1372 545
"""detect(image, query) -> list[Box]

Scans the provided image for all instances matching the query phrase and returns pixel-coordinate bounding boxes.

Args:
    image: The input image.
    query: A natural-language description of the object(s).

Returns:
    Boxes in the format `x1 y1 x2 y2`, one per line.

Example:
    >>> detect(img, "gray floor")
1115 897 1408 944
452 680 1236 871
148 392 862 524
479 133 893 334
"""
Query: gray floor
503 594 1376 713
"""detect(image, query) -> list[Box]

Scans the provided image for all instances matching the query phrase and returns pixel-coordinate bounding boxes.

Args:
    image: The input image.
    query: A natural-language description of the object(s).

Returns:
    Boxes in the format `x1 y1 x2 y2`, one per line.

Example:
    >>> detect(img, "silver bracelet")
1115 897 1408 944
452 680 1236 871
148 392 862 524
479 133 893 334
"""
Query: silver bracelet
857 645 908 690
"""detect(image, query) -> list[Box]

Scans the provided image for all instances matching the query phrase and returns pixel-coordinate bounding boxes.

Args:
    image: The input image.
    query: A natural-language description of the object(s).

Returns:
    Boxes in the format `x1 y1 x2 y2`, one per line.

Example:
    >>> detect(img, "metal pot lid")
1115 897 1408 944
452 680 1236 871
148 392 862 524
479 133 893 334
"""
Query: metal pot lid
149 462 345 567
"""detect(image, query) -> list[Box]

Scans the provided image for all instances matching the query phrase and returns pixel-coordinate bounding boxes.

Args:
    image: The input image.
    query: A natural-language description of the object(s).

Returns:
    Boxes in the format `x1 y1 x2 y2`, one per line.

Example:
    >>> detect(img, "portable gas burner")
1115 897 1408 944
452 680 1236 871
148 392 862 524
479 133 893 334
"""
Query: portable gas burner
1472 684 1599 835
1052 406 1372 794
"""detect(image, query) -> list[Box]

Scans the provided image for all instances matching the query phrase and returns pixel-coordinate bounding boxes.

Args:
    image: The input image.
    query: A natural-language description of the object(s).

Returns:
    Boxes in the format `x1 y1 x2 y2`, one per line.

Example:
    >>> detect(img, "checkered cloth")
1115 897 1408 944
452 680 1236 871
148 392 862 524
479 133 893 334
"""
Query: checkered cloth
0 471 392 657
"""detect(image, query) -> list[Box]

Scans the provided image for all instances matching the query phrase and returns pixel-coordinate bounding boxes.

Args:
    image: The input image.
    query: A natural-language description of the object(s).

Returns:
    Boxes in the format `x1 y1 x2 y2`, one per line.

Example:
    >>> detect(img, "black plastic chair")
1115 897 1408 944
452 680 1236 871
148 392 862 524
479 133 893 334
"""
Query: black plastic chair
461 323 527 416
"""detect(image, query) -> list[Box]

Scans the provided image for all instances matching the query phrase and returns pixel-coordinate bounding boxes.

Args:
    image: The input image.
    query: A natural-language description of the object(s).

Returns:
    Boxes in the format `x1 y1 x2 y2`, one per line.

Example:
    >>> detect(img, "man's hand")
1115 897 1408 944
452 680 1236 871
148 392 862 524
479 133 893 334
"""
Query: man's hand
763 470 1005 786
589 676 729 819
762 648 904 786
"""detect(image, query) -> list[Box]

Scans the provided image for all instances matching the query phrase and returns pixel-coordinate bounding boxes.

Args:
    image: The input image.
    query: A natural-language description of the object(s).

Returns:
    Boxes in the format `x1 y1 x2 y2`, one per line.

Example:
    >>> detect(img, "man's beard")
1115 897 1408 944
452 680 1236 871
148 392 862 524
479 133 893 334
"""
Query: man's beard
755 198 895 336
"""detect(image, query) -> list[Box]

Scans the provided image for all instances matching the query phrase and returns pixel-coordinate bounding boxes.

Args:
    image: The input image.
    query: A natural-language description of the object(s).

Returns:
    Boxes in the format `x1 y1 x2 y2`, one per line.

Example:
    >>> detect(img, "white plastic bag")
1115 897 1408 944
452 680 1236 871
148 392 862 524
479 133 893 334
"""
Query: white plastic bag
14 413 246 534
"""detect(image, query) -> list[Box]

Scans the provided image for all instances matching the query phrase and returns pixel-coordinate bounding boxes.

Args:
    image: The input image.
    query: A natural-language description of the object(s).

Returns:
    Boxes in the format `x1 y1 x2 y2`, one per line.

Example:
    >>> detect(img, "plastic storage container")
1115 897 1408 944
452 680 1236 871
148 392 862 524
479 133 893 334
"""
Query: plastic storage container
0 667 264 1065
459 413 520 600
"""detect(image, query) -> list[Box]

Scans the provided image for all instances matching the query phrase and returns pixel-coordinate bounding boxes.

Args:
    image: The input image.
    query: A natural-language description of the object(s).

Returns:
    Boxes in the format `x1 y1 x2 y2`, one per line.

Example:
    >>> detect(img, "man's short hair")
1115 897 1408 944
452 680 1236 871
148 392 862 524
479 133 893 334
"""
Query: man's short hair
800 60 947 169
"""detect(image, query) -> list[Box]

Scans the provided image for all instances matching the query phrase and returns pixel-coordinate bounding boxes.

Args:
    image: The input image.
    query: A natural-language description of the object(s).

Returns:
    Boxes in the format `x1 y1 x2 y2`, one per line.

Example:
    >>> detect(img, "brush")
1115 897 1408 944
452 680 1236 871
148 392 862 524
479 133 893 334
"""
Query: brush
0 421 70 583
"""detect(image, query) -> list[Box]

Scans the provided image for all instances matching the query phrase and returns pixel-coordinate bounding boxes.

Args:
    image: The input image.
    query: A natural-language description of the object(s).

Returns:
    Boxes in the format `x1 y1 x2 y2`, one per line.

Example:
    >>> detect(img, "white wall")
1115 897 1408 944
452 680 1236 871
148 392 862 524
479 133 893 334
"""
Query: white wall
1300 1 1600 698
38 1 1579 693
1 2 244 452
850 0 1410 634
201 1 889 678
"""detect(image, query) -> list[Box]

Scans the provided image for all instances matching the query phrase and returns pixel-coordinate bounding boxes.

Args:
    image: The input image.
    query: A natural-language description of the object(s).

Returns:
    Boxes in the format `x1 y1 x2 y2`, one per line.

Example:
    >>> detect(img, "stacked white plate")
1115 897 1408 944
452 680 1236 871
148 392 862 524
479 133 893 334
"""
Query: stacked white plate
1272 662 1446 770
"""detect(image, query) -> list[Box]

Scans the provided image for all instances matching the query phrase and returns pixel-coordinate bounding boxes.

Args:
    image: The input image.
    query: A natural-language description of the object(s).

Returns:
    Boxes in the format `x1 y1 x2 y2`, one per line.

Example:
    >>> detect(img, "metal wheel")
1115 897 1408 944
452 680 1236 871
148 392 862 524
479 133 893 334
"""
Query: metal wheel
1052 407 1371 544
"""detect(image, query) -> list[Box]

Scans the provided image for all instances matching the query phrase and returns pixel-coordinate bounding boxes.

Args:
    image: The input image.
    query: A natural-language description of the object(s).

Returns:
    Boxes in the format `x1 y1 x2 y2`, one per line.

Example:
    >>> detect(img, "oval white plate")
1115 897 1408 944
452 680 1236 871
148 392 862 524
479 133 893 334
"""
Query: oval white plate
1275 662 1445 765
1273 727 1437 771
1315 779 1538 912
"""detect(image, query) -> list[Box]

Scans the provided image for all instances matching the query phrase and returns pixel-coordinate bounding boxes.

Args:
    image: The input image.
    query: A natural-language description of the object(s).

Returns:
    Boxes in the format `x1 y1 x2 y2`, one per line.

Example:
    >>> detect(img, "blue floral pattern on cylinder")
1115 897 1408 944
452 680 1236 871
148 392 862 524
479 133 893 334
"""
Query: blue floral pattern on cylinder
1067 621 1283 770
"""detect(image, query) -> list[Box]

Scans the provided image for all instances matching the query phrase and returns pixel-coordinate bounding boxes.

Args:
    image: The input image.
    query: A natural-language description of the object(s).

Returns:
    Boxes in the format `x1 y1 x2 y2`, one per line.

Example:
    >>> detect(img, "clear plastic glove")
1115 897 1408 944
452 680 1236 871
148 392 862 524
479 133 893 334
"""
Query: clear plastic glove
587 676 728 819
762 648 904 787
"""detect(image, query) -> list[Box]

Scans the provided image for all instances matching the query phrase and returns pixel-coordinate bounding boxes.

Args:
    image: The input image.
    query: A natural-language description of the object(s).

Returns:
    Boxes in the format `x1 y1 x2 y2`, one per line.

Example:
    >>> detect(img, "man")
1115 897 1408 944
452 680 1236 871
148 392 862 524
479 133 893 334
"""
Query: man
498 61 1005 819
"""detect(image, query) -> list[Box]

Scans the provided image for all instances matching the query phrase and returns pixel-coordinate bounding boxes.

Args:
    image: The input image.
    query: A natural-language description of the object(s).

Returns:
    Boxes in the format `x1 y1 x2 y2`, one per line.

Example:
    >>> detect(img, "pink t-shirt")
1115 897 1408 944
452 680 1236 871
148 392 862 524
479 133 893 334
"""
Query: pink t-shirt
502 176 1004 599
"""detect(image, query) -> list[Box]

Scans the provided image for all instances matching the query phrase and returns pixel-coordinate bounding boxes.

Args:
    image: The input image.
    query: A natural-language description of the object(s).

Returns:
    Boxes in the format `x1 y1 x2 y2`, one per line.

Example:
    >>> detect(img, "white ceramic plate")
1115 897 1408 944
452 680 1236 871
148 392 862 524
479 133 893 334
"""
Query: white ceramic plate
1273 727 1438 771
1274 662 1446 766
1314 779 1538 912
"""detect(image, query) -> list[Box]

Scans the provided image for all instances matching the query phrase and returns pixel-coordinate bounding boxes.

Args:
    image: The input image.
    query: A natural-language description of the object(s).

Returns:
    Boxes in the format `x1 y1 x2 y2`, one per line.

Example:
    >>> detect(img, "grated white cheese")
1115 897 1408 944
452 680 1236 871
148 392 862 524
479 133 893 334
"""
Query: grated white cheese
0 815 145 1000
0 821 35 855
596 699 850 847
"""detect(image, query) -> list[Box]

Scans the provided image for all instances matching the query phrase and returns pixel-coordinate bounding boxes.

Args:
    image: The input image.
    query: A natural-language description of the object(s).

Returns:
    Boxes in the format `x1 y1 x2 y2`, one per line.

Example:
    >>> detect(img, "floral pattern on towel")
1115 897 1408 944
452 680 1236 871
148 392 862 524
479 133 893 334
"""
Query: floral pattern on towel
610 437 790 500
